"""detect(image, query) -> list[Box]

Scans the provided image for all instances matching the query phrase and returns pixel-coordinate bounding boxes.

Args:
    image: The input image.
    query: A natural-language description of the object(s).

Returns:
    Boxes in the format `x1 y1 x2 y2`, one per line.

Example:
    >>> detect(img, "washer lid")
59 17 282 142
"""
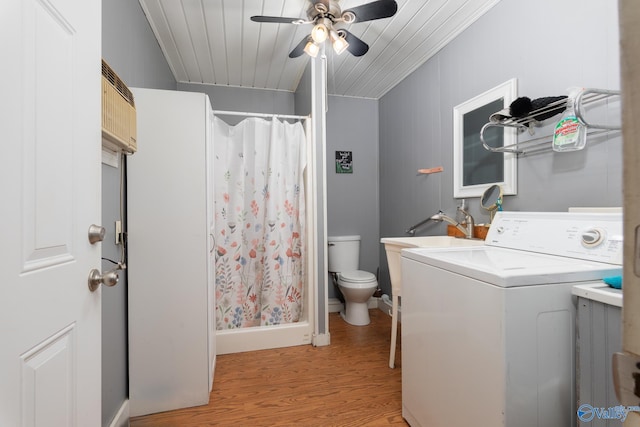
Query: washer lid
402 246 621 288
339 270 376 283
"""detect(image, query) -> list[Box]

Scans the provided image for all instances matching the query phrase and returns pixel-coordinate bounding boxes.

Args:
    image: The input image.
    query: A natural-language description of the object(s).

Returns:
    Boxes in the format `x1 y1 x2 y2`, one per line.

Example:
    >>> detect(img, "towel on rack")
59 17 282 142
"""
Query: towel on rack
509 96 568 122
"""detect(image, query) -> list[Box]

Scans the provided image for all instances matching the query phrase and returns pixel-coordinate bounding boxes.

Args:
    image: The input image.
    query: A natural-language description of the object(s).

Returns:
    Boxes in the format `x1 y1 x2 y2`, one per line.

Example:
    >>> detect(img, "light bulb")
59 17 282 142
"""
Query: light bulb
311 24 328 43
304 41 320 58
332 35 349 55
329 29 349 55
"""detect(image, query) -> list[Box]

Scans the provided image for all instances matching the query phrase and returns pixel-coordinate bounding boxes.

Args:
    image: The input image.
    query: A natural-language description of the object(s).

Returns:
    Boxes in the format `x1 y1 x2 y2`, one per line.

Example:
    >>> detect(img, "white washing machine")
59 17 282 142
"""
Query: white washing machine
400 211 623 427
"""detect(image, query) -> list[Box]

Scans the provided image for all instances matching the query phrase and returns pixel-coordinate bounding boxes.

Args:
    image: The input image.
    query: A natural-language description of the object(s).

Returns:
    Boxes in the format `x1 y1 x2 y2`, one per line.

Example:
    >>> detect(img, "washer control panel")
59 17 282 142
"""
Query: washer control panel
486 212 623 264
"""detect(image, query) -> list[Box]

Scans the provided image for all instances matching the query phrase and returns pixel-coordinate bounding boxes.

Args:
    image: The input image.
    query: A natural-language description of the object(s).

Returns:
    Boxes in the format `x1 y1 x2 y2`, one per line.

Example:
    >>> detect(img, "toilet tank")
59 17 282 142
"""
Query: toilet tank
328 235 360 273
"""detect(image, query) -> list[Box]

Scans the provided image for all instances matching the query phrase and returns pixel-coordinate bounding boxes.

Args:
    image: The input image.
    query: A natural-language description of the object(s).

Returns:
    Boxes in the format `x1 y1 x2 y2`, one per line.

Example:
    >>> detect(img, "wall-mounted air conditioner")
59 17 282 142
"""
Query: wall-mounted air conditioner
102 59 137 154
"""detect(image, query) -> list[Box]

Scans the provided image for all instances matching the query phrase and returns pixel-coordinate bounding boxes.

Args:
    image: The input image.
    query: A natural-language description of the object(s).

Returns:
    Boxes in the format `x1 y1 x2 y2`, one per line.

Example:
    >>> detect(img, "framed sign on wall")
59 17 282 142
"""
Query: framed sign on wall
335 151 353 174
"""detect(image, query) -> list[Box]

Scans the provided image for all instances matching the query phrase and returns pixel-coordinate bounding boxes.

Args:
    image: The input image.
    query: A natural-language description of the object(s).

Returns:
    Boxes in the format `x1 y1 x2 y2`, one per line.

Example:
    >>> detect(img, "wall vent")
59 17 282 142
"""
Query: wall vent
102 60 137 154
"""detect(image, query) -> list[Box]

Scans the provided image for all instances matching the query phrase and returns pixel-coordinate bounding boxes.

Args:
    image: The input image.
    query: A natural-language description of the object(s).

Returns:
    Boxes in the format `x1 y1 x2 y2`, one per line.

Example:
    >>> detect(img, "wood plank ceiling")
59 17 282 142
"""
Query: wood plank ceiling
139 0 501 99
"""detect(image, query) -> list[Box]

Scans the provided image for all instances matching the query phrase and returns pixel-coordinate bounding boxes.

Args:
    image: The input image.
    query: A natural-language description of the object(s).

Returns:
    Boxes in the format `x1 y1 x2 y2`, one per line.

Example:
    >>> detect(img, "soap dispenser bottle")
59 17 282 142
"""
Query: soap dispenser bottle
553 87 587 152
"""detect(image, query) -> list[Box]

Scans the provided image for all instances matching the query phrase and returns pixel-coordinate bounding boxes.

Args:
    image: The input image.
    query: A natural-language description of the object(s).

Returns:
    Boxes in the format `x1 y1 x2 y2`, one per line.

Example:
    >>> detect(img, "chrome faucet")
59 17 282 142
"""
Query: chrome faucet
430 207 475 239
405 217 433 236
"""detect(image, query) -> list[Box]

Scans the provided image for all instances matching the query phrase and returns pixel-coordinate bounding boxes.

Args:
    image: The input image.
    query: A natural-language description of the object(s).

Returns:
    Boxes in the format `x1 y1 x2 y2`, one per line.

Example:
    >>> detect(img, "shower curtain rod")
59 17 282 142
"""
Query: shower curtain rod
212 110 309 121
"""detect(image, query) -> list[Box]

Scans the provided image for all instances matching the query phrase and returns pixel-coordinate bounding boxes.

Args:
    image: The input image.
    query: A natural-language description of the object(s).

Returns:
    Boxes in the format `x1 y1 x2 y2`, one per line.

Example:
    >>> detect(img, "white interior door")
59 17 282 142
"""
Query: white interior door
0 0 102 426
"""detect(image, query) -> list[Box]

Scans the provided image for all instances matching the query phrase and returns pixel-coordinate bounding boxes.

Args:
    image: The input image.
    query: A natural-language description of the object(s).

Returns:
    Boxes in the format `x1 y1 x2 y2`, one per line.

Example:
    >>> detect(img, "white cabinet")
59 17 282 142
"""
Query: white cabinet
127 88 216 417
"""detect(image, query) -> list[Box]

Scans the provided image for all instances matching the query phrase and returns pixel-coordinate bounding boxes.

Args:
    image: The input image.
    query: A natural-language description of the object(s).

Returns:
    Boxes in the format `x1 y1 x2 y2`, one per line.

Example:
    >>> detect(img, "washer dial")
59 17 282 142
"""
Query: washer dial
581 227 606 247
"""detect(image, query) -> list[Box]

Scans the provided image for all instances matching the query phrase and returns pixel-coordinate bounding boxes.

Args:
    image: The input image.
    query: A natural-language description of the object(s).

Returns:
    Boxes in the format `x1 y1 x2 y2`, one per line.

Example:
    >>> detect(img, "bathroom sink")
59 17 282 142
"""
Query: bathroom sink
381 235 484 368
381 236 484 296
381 236 485 290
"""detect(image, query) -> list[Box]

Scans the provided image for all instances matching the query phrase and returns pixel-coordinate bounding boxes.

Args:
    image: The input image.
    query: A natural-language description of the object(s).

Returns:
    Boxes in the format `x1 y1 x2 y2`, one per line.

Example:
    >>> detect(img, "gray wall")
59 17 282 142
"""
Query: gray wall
378 0 621 296
178 82 295 116
295 64 381 301
102 0 176 425
102 0 176 91
326 96 380 298
294 63 312 117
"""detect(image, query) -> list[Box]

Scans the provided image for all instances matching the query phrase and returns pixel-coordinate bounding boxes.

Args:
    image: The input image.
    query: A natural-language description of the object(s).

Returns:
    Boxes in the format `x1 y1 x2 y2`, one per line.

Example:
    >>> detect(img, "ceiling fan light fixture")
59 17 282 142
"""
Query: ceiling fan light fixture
311 23 328 43
255 0 400 60
342 11 356 24
304 40 320 58
330 29 349 55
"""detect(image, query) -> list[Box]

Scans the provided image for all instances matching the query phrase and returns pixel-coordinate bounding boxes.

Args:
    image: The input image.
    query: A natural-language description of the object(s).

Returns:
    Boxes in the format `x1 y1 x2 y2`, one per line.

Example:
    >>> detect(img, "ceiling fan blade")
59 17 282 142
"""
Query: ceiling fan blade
343 0 398 23
340 30 369 57
251 15 305 24
289 36 311 58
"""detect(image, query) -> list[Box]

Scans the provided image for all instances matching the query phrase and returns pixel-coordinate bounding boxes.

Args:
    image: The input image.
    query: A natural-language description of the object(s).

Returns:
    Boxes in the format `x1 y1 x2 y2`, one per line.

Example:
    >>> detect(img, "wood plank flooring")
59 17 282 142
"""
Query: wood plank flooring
130 309 405 426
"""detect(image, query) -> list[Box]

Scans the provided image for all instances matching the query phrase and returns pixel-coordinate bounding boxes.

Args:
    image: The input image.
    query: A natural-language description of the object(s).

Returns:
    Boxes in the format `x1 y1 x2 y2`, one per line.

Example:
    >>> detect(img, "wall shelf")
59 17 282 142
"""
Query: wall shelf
480 88 621 155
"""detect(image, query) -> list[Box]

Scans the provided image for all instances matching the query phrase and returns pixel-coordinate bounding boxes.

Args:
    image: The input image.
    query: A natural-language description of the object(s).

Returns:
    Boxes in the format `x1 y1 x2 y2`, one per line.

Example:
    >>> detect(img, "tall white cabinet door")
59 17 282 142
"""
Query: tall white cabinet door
128 88 213 417
0 0 102 426
205 96 217 392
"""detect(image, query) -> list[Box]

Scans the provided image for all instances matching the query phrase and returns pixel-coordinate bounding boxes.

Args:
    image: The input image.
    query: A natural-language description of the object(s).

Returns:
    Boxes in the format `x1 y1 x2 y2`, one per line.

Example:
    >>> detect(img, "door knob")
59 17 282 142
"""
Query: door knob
88 268 119 292
88 224 106 244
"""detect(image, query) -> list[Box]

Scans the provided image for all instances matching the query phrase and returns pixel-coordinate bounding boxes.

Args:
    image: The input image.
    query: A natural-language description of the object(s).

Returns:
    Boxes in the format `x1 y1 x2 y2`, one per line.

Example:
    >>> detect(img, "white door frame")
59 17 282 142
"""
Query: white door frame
617 1 640 425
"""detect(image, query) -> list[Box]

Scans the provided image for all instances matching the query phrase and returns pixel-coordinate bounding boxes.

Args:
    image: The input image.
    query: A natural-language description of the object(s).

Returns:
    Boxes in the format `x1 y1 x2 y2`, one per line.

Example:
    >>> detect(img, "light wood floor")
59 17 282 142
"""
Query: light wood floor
130 309 405 426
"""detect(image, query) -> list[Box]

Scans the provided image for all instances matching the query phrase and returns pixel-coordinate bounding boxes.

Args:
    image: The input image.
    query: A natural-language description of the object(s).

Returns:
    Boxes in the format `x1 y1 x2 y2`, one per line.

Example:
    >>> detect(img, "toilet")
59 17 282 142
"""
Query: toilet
328 235 378 326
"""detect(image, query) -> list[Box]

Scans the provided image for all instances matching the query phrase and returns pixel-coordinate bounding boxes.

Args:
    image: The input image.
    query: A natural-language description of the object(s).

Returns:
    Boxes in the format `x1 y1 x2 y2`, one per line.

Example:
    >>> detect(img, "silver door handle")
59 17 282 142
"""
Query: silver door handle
88 268 119 292
88 224 106 244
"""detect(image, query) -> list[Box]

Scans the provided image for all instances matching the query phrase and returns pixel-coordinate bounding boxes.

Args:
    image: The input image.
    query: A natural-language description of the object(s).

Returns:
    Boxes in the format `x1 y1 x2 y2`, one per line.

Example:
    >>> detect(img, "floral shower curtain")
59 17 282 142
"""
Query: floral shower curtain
213 116 306 329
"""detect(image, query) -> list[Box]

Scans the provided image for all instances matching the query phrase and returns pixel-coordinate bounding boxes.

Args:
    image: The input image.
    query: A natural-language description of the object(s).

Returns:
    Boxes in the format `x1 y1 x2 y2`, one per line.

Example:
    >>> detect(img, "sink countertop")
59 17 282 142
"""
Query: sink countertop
380 235 484 249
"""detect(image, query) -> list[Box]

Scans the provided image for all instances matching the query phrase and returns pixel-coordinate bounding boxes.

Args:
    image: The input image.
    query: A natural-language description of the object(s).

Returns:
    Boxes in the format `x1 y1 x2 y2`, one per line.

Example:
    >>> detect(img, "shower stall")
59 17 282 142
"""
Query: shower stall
212 110 317 355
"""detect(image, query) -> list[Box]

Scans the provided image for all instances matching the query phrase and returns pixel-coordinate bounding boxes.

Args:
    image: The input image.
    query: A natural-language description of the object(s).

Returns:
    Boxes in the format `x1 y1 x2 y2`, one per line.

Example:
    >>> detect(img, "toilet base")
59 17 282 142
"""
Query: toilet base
341 301 371 326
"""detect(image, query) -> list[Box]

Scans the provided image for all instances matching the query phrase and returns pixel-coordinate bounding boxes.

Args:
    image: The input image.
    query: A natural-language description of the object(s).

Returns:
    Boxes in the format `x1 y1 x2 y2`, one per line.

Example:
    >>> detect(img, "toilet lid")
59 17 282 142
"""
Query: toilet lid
339 270 376 283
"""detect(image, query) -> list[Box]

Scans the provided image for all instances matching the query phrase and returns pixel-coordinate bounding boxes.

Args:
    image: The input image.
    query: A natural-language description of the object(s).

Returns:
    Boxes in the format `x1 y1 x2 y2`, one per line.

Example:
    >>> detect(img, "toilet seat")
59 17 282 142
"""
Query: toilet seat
338 270 377 288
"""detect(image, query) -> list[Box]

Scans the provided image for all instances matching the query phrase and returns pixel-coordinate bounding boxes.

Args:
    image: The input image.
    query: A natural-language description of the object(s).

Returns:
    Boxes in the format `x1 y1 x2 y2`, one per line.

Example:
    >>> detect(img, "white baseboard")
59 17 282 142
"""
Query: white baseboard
378 296 401 322
109 399 129 427
328 297 343 313
329 297 379 312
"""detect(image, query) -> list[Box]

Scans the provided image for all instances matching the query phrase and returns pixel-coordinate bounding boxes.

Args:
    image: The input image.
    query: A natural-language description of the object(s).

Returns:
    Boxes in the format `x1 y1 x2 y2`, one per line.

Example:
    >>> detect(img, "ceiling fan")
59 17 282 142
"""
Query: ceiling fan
250 0 398 58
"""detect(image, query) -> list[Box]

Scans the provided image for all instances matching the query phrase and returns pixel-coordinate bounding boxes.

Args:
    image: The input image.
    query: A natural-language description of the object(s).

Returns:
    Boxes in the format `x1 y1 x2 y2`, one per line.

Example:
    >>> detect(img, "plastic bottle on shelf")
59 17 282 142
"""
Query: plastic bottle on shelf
553 87 587 152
